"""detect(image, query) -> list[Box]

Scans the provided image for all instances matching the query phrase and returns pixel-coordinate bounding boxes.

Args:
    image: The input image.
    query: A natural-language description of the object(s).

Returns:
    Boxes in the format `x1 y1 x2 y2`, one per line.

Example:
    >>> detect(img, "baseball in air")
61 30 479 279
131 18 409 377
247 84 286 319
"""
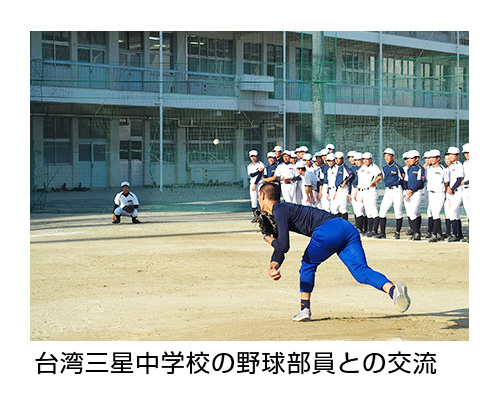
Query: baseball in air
213 138 220 145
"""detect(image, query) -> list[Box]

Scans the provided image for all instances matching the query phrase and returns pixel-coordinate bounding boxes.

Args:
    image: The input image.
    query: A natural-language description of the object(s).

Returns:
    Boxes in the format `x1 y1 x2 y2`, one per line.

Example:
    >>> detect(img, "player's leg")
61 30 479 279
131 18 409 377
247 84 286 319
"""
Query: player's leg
377 190 392 238
337 221 411 312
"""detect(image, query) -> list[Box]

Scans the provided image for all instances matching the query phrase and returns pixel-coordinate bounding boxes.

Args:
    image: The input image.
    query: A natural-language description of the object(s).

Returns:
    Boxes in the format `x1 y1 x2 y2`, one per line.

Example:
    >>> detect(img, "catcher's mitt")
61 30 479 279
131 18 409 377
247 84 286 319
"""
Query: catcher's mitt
255 210 278 238
123 205 135 214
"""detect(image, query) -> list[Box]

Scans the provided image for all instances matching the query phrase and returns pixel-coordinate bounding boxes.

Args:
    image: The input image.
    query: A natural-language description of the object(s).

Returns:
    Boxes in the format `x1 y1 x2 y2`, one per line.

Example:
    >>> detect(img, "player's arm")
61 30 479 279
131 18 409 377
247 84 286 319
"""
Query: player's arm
268 261 281 280
370 173 383 187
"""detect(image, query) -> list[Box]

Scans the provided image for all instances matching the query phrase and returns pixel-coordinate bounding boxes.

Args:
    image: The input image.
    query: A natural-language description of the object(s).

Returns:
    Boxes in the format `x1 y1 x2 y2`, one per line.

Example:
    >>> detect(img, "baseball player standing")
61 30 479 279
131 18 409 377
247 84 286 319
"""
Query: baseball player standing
295 160 318 207
273 151 297 203
353 152 383 237
425 149 449 242
247 150 265 222
257 182 411 322
262 151 279 185
376 148 405 239
349 152 367 233
112 181 140 224
461 143 469 242
329 151 353 220
445 146 464 242
403 150 426 240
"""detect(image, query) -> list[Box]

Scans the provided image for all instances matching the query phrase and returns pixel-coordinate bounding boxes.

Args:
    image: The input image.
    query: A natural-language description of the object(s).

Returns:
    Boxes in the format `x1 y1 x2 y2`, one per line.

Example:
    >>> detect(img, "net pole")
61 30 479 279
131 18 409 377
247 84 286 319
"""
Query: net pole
283 31 287 149
456 31 460 147
159 31 164 191
378 31 383 166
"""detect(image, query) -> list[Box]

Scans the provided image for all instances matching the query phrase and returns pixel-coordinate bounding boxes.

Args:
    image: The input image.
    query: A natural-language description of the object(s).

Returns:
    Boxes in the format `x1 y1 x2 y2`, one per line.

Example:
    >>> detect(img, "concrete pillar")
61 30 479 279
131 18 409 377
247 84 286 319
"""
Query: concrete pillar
312 31 325 152
176 126 187 184
109 118 120 187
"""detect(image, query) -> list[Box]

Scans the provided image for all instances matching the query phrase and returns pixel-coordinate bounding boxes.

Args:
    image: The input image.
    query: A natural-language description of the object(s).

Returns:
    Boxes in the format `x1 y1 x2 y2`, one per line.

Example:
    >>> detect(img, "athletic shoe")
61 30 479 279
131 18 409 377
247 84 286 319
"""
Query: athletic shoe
448 235 460 242
112 215 121 224
393 281 411 313
292 308 311 322
132 217 141 224
428 234 438 243
374 233 386 239
409 232 421 241
366 231 375 237
393 232 400 240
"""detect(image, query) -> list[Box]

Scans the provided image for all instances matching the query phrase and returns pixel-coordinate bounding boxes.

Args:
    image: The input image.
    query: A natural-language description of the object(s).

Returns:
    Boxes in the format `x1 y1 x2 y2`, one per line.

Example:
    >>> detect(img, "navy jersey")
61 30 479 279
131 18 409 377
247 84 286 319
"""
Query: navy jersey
264 163 278 180
406 163 426 192
321 163 330 186
270 202 336 265
381 162 405 188
350 165 361 186
333 163 354 187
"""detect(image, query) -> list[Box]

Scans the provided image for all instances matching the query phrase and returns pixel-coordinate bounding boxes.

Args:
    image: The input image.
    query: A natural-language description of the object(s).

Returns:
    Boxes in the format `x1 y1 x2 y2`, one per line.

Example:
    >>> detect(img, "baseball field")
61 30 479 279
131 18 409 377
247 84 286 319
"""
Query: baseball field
30 186 468 341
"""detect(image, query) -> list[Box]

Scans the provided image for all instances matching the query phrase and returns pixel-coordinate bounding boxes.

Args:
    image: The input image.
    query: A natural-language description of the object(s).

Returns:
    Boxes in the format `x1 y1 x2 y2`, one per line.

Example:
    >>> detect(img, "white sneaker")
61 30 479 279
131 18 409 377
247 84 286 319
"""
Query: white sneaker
292 308 311 322
393 281 411 313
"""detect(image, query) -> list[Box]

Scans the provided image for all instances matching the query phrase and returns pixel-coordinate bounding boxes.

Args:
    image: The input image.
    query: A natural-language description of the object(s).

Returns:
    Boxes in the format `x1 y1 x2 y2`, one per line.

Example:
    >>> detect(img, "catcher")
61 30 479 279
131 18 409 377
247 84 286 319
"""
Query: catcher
112 181 141 224
256 182 410 321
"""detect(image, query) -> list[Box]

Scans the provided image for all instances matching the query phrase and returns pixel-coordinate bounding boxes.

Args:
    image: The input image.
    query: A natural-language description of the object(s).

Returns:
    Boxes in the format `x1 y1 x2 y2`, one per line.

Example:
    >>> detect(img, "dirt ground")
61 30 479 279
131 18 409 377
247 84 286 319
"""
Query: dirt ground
30 211 469 341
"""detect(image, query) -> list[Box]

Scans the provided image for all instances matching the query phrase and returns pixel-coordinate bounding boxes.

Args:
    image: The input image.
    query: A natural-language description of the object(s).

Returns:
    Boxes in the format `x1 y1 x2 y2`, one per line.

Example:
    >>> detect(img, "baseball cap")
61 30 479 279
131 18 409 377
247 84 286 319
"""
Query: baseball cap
249 150 258 157
326 153 335 161
353 152 362 160
299 146 309 153
290 151 297 158
408 150 420 158
320 149 329 156
428 149 441 157
347 150 357 157
121 181 130 187
273 146 283 152
326 143 335 150
267 152 276 158
334 151 344 159
383 148 395 156
424 151 430 158
446 146 460 155
295 160 306 169
303 153 312 161
462 143 470 153
362 152 373 159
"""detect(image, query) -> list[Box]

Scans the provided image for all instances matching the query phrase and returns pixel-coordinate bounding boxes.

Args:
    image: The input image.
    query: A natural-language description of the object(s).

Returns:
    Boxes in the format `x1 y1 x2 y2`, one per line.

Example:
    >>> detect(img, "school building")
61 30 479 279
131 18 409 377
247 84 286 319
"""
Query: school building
30 31 469 190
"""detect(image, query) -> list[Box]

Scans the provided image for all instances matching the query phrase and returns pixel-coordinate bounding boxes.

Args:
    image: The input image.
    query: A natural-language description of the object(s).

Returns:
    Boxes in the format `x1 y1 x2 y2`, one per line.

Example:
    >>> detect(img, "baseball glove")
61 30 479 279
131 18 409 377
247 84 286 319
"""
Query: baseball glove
123 205 135 214
255 210 278 238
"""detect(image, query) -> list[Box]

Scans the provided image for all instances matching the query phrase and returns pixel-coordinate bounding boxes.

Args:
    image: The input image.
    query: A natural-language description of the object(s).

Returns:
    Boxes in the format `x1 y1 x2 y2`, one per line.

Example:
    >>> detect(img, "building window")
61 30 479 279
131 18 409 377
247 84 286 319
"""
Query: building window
43 117 72 164
42 31 70 61
343 51 376 86
267 44 283 78
78 31 107 64
187 127 233 164
383 57 415 89
119 31 144 67
187 35 234 74
120 119 144 161
296 47 312 82
78 117 110 139
149 31 174 69
244 42 262 75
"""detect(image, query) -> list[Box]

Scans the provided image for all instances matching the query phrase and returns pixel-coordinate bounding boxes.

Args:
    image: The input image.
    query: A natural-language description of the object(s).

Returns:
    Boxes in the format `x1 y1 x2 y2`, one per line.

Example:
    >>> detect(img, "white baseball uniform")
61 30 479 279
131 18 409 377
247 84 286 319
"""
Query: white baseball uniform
426 164 449 219
114 191 139 217
247 160 265 208
275 161 297 203
356 162 382 218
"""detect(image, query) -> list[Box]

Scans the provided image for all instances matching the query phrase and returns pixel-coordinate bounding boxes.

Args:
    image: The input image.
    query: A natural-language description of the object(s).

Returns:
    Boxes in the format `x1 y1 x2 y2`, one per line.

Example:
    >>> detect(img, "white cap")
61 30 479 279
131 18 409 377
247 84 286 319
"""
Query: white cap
408 150 420 158
273 145 283 152
402 152 408 159
326 143 335 150
353 152 362 160
283 150 291 156
303 153 312 161
446 146 460 155
362 152 373 159
462 143 470 153
121 181 130 187
314 151 322 157
424 151 431 158
326 153 335 161
347 150 357 157
320 149 329 156
428 149 441 157
295 160 306 169
267 152 276 158
334 151 344 159
383 148 395 156
299 145 309 153
249 150 258 157
290 151 297 158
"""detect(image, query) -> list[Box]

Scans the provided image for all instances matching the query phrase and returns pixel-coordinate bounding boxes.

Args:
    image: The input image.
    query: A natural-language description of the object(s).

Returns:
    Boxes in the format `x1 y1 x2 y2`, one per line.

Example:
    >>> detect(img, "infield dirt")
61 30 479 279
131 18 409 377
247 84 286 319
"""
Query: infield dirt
30 211 468 341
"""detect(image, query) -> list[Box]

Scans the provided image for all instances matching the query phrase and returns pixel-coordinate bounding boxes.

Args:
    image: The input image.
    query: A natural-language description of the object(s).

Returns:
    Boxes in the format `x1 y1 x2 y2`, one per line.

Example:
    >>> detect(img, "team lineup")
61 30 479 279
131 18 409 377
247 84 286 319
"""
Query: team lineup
248 143 469 321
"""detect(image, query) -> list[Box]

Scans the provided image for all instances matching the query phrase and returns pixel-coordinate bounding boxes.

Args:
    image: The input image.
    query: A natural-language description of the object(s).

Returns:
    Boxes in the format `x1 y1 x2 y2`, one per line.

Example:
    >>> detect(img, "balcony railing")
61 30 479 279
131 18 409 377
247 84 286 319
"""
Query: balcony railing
31 59 468 111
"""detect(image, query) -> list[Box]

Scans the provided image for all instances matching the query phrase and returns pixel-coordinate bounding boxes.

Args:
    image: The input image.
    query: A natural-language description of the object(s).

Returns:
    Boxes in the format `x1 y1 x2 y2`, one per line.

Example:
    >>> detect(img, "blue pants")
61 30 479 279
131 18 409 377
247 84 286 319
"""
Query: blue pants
299 218 390 293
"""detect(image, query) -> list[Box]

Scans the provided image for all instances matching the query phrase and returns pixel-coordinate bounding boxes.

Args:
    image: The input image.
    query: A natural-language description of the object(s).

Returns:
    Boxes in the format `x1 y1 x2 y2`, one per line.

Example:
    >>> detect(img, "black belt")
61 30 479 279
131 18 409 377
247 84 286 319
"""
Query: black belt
463 185 469 189
387 185 401 189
